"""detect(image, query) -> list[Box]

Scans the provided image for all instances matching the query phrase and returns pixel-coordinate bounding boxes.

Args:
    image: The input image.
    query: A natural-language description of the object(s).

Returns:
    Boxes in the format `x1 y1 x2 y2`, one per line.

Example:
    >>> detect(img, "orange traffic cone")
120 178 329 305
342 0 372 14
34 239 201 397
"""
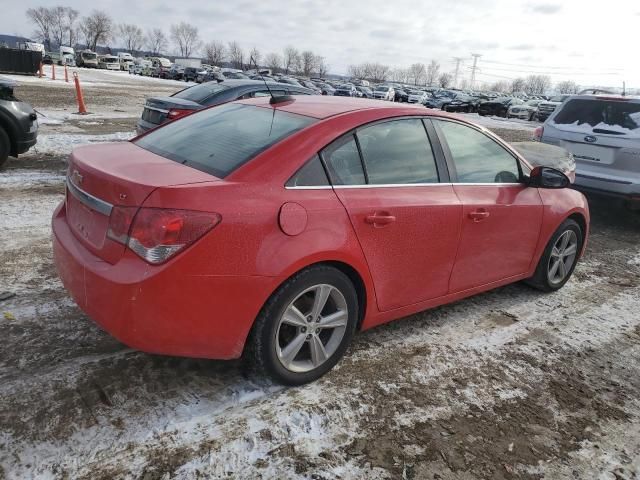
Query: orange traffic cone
73 72 88 114
64 65 69 83
51 64 56 80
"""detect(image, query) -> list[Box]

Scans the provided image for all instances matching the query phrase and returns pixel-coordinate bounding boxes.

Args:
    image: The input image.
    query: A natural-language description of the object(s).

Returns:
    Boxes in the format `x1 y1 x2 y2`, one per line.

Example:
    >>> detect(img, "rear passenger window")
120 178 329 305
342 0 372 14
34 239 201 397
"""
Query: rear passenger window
435 120 520 183
357 119 439 184
286 155 329 187
321 134 366 185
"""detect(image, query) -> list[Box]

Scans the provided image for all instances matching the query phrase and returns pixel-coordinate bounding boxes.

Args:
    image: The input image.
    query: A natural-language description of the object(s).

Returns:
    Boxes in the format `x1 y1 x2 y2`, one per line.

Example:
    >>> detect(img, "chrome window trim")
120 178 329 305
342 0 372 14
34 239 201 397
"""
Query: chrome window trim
66 178 113 215
285 182 524 190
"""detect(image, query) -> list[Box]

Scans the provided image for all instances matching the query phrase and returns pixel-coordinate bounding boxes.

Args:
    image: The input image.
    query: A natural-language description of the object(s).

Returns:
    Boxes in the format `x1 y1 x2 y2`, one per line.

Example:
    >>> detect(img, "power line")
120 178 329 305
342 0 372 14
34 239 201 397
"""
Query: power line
480 65 621 76
482 59 624 72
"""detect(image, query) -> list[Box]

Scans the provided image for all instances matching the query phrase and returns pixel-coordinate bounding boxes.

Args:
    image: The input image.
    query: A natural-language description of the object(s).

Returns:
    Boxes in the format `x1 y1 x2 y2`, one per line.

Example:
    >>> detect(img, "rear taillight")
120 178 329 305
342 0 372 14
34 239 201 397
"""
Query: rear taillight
167 108 193 120
107 207 221 264
533 126 544 141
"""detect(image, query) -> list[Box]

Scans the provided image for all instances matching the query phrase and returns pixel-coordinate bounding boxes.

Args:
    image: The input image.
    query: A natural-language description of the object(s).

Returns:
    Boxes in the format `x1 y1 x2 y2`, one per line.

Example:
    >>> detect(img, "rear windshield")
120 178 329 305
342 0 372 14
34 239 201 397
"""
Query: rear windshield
553 99 640 133
134 103 316 177
172 83 230 102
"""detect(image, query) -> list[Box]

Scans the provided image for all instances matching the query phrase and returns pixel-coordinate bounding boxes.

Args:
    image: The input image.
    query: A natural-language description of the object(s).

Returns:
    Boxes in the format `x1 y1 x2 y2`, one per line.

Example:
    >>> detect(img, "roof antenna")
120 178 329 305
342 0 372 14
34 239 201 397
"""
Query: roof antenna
250 53 293 105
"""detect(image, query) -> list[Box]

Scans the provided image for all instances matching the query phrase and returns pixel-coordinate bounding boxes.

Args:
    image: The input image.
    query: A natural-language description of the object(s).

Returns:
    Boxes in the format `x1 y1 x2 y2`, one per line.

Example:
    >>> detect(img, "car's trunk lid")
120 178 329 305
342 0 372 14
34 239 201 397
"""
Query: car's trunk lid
141 96 201 126
66 141 218 263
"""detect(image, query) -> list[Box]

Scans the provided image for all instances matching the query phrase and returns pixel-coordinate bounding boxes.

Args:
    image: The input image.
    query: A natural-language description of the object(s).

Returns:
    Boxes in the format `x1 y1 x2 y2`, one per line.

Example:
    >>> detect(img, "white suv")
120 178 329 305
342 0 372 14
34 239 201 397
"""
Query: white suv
537 95 640 209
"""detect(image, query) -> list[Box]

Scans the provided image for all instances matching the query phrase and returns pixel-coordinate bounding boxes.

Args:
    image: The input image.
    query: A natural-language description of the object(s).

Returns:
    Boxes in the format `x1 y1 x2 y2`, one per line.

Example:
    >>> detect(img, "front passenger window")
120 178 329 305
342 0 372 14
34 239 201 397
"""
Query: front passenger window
435 120 520 183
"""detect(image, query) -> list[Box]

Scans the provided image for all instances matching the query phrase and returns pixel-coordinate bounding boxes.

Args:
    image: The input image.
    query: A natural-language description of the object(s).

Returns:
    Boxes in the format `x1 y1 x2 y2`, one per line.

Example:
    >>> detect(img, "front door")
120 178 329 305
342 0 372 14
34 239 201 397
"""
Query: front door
433 119 543 292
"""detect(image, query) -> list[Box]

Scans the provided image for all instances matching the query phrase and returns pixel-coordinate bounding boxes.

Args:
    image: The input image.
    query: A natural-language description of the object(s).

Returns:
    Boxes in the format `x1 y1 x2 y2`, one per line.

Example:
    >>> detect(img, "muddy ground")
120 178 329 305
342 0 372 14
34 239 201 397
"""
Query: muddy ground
1 72 639 479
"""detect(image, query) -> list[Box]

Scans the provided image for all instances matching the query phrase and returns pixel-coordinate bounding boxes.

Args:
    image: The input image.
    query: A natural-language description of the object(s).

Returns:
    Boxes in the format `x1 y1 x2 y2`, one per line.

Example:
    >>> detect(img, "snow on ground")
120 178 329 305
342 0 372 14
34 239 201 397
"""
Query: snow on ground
4 67 194 89
465 112 538 132
27 131 134 156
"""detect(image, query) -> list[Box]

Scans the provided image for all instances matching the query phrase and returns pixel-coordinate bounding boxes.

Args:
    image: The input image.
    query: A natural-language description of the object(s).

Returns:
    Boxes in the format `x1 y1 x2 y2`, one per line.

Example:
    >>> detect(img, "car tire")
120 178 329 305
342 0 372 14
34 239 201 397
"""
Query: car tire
526 219 583 292
0 126 10 169
245 265 358 385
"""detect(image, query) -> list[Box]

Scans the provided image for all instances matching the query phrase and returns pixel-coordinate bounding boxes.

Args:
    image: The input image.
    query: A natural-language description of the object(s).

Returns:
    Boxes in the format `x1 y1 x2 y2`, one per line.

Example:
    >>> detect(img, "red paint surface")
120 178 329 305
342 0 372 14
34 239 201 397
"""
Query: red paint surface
52 96 590 359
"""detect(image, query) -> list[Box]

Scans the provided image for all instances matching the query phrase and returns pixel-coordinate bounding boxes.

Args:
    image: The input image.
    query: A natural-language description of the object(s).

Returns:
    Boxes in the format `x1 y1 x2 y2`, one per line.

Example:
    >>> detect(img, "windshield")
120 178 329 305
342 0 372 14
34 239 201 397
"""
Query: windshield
83 53 97 59
375 86 388 92
172 83 230 102
552 99 640 133
495 97 512 103
135 104 316 177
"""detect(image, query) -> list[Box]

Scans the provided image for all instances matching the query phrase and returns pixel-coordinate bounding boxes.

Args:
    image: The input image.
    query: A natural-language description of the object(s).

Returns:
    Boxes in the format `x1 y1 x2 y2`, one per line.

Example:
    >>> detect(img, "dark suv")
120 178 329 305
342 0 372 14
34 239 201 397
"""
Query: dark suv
0 77 38 168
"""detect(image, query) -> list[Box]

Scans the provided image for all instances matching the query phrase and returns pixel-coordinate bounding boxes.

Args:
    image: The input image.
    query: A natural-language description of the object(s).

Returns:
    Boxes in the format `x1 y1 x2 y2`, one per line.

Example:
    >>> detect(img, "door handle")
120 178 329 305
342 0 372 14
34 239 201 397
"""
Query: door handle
468 209 490 222
365 212 396 226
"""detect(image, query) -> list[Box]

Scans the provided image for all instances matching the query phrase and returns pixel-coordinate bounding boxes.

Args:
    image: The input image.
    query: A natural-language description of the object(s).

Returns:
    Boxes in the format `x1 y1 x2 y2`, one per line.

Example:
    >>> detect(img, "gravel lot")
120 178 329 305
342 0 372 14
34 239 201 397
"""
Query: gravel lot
1 70 639 479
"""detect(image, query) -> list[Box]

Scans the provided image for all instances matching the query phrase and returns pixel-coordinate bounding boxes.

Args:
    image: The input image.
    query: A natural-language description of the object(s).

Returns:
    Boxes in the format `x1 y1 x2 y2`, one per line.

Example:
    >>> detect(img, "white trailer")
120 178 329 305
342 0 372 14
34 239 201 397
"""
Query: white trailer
174 58 202 69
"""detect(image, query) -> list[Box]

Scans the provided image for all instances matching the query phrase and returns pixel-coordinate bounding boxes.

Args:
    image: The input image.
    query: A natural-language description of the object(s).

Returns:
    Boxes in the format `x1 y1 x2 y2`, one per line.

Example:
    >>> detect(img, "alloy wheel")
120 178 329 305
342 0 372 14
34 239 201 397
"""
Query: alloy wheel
547 230 578 285
275 284 348 373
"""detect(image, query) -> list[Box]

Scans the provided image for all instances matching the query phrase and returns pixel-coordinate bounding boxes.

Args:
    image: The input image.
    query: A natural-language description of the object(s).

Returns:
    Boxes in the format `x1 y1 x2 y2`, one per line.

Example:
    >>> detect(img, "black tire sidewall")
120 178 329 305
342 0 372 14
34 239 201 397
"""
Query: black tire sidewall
251 266 358 385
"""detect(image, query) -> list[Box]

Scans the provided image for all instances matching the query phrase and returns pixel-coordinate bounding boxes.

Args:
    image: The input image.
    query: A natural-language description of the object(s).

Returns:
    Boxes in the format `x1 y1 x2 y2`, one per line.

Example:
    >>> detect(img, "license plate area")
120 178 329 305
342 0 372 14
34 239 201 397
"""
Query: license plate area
66 191 109 249
564 142 615 165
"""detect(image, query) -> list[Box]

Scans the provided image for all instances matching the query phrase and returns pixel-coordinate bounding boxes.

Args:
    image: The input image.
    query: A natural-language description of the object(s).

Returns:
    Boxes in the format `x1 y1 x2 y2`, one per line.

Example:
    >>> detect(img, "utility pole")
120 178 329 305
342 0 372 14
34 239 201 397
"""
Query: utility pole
452 57 463 88
470 53 482 88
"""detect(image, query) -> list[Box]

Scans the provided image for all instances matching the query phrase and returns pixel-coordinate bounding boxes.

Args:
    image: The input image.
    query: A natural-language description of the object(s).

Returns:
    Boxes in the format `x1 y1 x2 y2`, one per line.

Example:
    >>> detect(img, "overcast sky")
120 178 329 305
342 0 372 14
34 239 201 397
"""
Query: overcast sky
2 0 639 88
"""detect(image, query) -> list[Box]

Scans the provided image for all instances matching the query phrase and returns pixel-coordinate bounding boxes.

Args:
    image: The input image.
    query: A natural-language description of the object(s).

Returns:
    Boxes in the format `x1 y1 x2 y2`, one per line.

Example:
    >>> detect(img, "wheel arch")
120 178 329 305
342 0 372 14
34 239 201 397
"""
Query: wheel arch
567 211 588 256
240 258 371 358
0 111 18 157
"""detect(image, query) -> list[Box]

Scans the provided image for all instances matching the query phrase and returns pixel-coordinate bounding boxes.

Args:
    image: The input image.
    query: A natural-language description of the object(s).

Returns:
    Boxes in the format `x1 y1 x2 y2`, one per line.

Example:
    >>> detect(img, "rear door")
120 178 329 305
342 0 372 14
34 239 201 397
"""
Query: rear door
433 119 543 293
323 118 462 312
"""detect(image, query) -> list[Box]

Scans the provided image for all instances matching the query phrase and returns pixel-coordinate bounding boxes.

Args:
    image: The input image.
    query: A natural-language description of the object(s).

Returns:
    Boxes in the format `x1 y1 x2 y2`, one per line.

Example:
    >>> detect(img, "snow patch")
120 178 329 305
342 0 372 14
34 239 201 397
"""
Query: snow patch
28 131 134 156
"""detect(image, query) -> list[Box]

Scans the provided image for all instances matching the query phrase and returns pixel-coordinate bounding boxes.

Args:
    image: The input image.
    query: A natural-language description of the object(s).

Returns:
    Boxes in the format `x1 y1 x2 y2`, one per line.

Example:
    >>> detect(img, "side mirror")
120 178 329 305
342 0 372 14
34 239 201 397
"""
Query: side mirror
528 166 570 189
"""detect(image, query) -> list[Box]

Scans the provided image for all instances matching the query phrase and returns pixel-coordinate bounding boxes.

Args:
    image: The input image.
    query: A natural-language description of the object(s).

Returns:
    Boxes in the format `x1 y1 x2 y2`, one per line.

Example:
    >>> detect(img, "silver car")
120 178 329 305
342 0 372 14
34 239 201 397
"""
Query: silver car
538 95 640 208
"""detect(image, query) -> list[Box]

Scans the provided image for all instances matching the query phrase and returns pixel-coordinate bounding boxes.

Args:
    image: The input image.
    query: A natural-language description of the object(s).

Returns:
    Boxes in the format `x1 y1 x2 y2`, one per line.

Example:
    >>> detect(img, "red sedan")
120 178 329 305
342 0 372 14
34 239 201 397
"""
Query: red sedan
52 96 589 385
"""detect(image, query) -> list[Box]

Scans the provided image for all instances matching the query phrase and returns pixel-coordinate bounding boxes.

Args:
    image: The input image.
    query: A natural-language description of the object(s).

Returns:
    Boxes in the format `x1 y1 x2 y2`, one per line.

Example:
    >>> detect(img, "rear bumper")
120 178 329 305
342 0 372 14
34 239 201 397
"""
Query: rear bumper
573 171 640 199
52 201 279 360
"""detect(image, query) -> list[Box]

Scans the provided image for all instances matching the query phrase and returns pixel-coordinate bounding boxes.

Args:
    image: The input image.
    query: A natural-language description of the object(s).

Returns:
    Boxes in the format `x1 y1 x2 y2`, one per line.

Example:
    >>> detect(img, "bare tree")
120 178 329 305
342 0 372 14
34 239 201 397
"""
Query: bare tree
510 77 526 93
489 81 510 92
438 72 453 88
300 50 317 77
145 28 167 56
66 7 79 46
79 10 113 51
425 60 440 86
204 41 226 66
170 22 200 58
556 80 580 94
282 46 300 75
348 64 366 80
363 62 390 83
524 75 551 95
26 7 54 47
316 56 329 77
265 52 282 73
50 6 67 47
227 41 244 69
408 63 426 85
391 68 410 84
248 46 261 68
118 24 143 53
